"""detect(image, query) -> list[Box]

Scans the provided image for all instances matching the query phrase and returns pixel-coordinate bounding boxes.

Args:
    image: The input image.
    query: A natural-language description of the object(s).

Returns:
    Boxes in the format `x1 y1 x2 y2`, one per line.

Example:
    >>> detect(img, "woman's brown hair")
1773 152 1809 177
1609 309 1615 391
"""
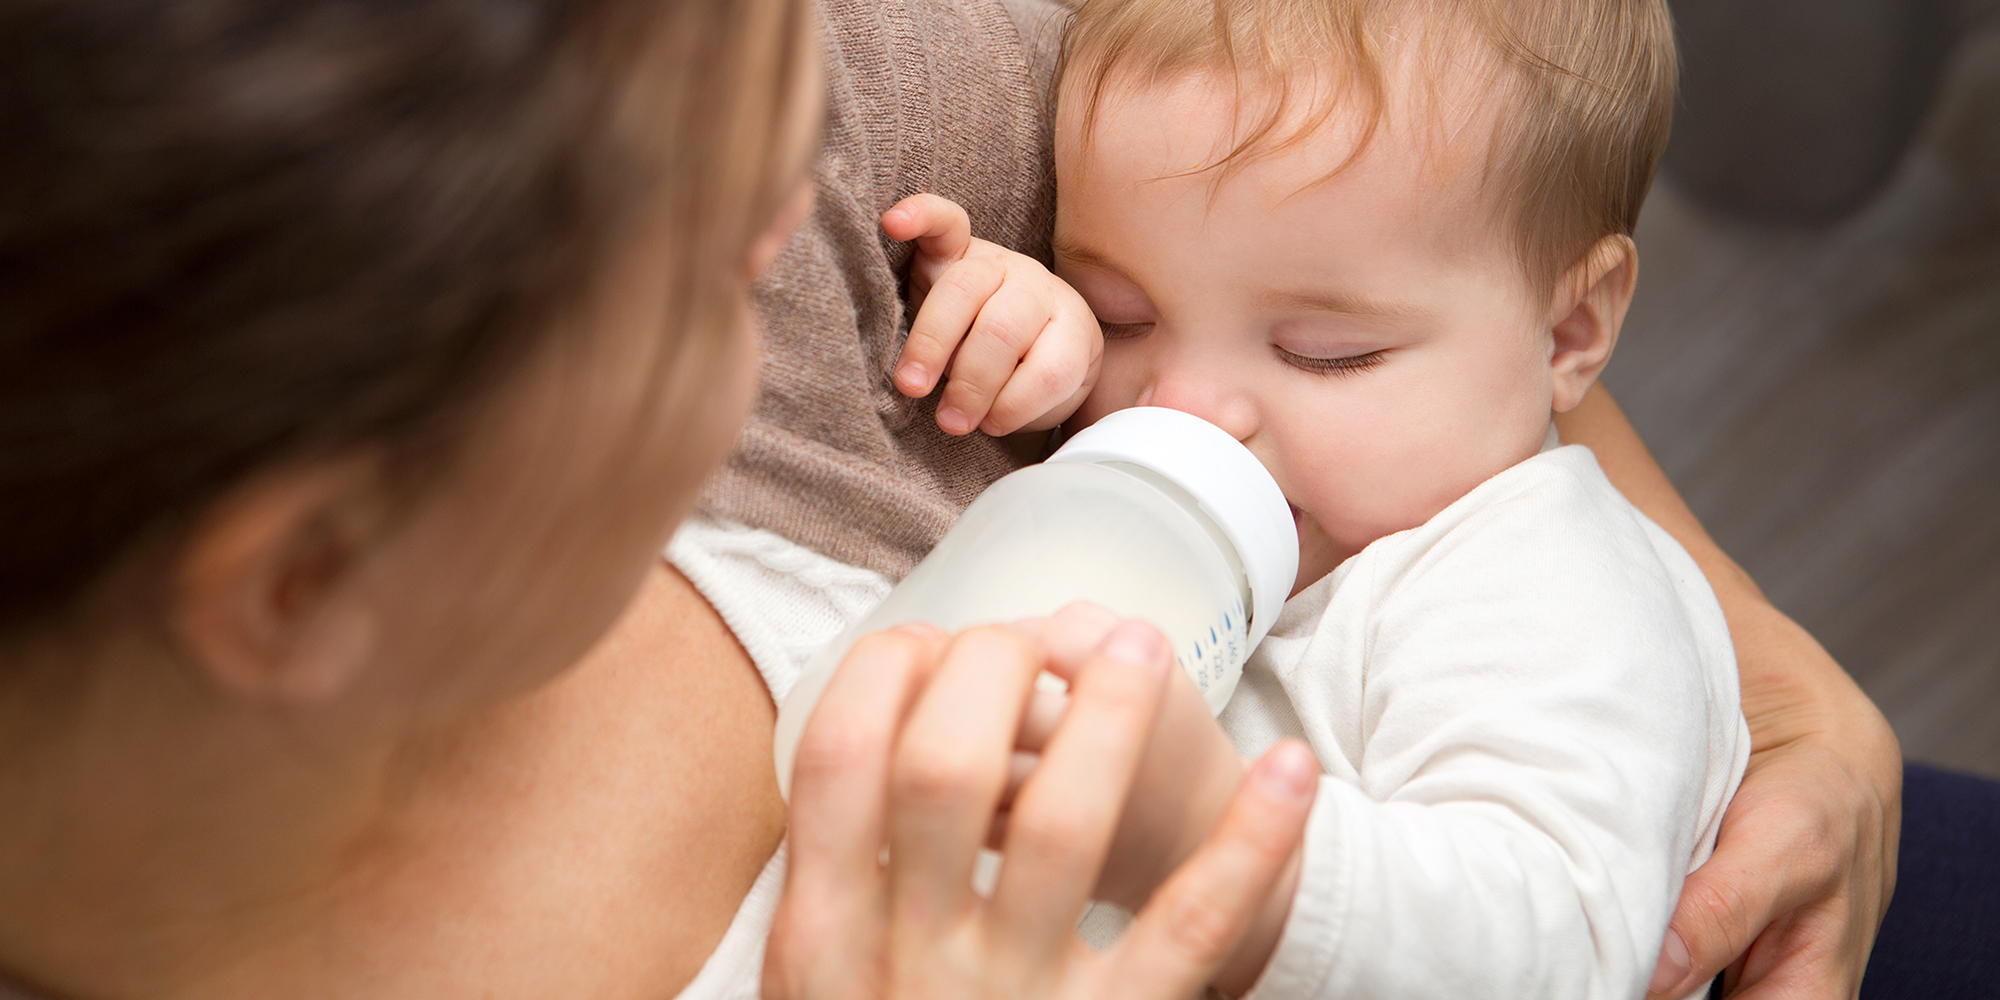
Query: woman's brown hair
0 0 811 633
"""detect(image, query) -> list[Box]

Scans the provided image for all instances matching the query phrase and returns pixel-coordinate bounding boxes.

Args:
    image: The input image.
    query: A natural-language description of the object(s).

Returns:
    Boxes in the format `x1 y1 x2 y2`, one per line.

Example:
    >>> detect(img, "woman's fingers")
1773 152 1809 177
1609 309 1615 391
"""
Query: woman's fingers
1647 810 1814 997
887 625 1046 936
776 612 1313 1000
788 627 947 895
1107 740 1318 996
1646 738 1889 999
1719 901 1860 1000
1640 598 1901 1000
1011 602 1120 755
1015 688 1069 756
988 622 1172 959
983 606 1126 838
1036 602 1125 681
771 626 948 1000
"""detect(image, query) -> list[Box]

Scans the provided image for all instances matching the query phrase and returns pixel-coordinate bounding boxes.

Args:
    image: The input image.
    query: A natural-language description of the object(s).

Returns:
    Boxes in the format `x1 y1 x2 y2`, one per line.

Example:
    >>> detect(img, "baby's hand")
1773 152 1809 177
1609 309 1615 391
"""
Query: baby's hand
882 194 1102 436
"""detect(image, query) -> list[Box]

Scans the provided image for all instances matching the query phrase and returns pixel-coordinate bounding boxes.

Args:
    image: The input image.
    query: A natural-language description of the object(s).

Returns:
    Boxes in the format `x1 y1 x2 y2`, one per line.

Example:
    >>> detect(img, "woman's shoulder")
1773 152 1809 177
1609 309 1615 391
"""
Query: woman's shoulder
668 512 895 703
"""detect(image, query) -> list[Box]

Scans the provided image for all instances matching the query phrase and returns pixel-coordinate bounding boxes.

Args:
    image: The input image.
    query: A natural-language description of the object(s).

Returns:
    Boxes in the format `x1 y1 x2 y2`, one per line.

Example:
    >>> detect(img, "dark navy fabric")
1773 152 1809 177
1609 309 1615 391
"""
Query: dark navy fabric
1860 763 2000 1000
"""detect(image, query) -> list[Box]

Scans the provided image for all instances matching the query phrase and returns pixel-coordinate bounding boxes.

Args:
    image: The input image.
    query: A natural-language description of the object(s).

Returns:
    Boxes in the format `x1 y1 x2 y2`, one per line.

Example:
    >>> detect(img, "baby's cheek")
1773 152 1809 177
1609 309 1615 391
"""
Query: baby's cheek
1070 366 1141 430
1299 477 1434 569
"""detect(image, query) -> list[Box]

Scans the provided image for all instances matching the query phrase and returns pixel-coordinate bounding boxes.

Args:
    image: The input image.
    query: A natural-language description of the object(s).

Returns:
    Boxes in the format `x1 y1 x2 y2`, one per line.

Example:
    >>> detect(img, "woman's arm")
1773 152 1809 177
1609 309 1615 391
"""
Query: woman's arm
1556 385 1902 999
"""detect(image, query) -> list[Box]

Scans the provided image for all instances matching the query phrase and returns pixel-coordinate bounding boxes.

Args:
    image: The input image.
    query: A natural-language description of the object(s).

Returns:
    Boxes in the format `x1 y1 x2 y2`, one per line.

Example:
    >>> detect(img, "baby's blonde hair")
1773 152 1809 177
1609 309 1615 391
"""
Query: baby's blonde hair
1060 0 1676 298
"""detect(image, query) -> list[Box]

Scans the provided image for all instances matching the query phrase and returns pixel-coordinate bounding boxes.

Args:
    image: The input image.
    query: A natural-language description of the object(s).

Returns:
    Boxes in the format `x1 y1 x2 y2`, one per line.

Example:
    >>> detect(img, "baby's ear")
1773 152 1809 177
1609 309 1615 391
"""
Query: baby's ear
1546 235 1637 414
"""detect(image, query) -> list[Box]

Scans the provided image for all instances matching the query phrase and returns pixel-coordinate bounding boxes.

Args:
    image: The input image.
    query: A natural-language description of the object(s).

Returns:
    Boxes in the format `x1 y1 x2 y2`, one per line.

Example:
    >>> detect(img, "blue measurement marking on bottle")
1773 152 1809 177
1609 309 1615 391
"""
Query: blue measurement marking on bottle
1173 594 1253 696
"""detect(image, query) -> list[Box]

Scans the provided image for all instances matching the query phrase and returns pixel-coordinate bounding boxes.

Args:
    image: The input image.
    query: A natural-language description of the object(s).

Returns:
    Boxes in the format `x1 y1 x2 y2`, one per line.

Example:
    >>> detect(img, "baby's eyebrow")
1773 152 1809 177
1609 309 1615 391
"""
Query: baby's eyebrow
1260 288 1431 325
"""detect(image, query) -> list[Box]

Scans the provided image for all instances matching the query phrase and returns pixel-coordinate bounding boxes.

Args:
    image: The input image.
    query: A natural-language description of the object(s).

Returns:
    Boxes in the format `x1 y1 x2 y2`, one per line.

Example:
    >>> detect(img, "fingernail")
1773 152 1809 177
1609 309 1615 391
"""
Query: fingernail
890 622 945 640
1100 621 1162 666
1254 741 1318 804
896 362 925 391
1648 929 1690 995
937 405 968 434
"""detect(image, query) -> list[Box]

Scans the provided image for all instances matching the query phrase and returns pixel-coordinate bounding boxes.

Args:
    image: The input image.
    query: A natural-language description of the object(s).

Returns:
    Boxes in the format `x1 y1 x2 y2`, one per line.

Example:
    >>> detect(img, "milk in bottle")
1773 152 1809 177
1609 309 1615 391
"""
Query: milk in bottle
772 407 1298 796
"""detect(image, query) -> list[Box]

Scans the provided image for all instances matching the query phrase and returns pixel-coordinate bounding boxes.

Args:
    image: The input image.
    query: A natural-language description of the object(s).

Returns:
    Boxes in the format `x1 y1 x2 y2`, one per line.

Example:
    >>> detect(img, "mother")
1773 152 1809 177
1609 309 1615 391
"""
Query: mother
0 0 1314 997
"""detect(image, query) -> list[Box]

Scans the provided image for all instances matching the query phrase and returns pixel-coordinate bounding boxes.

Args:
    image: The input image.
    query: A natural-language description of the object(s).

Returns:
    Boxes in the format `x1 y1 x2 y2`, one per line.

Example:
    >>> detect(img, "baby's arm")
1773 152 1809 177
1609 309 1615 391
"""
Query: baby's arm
1235 462 1743 1000
1095 458 1743 999
881 194 1102 436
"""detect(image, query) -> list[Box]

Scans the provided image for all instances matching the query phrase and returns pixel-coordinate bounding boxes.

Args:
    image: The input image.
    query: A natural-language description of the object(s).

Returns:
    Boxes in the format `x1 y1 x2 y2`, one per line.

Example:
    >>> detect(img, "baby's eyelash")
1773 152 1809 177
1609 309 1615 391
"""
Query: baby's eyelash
1277 348 1388 377
1098 321 1154 340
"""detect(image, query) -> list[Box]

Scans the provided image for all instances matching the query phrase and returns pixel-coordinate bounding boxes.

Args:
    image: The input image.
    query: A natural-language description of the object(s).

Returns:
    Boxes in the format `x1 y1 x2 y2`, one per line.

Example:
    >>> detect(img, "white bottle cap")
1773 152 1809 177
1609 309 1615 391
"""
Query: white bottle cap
1048 407 1299 650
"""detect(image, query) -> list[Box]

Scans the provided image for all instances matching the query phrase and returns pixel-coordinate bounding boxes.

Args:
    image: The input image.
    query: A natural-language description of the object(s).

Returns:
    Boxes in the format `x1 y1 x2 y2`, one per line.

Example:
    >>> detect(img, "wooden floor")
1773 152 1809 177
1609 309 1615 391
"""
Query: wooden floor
1610 26 2000 778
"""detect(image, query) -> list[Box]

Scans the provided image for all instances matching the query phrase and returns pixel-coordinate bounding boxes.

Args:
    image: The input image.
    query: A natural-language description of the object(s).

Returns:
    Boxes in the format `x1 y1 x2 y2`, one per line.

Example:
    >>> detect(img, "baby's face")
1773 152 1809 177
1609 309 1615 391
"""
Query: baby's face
1056 68 1562 591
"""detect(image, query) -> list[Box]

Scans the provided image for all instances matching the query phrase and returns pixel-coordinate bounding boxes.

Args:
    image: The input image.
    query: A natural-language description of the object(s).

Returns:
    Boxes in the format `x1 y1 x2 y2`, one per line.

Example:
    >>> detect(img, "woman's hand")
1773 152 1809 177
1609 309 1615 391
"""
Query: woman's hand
1012 604 1305 996
1645 597 1901 1000
766 616 1318 1000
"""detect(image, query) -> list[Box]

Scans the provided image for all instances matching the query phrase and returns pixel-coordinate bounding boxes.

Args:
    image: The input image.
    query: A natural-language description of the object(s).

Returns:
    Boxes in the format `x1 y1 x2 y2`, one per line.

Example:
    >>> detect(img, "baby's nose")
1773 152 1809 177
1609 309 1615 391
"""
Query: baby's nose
1139 370 1258 443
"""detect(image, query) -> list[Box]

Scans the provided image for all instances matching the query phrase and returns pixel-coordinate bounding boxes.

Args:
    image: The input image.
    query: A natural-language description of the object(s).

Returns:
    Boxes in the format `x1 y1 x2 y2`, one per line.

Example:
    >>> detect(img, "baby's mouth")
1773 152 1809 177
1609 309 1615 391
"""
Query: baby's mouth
1289 502 1305 531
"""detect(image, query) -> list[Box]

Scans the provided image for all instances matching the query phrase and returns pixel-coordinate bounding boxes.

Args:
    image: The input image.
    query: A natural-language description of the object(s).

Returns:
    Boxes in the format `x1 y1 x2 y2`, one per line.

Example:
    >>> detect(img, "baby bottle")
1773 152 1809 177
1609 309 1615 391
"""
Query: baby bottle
773 406 1298 796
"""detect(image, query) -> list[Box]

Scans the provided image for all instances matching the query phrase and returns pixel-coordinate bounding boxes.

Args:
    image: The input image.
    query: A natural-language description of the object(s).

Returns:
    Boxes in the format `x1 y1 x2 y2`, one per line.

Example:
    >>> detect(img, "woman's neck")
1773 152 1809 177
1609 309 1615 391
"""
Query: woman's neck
0 629 409 998
0 564 786 1000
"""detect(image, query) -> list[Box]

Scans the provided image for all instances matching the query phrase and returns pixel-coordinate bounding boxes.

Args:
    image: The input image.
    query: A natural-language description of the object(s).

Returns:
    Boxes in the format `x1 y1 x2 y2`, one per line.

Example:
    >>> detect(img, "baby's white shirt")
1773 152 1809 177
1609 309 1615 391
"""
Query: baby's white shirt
1225 442 1748 1000
662 443 1747 1000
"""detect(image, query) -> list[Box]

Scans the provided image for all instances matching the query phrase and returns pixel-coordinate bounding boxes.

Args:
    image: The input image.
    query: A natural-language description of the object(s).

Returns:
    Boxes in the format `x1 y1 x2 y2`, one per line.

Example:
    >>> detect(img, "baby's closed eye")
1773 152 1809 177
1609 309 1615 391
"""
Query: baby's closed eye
1274 346 1389 377
1098 320 1154 340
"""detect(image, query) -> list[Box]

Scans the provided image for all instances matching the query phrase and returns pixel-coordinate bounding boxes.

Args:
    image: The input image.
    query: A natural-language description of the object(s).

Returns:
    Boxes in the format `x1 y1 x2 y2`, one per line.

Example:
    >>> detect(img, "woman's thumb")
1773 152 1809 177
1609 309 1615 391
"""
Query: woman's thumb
1647 852 1794 999
1647 927 1695 996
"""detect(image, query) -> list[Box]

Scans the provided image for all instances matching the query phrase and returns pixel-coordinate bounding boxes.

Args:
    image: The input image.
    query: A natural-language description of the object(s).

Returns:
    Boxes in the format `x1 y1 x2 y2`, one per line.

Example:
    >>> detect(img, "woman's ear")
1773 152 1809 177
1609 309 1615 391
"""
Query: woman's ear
168 454 391 704
1547 235 1638 414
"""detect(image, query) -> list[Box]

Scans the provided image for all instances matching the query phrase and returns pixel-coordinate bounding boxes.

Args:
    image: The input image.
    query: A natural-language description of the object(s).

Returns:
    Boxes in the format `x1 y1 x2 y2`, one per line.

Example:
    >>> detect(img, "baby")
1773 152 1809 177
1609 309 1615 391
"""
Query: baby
881 0 1747 997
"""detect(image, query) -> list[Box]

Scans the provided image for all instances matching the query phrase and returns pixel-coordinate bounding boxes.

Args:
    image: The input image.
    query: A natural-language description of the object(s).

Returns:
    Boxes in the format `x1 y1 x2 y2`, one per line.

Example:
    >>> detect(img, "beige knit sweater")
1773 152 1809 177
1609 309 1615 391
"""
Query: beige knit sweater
702 0 1072 579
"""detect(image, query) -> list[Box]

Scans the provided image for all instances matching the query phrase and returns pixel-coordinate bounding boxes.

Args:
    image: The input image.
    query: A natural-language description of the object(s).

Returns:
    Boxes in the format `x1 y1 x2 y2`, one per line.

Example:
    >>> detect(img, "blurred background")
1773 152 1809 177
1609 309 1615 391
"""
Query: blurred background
1614 0 2000 777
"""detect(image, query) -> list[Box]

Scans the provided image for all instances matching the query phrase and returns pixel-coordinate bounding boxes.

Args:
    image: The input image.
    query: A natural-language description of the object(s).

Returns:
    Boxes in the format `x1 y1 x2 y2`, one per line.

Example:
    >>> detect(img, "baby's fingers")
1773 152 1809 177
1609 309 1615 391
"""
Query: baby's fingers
982 308 1101 435
896 254 1006 400
882 194 973 317
935 280 1052 436
882 193 973 266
